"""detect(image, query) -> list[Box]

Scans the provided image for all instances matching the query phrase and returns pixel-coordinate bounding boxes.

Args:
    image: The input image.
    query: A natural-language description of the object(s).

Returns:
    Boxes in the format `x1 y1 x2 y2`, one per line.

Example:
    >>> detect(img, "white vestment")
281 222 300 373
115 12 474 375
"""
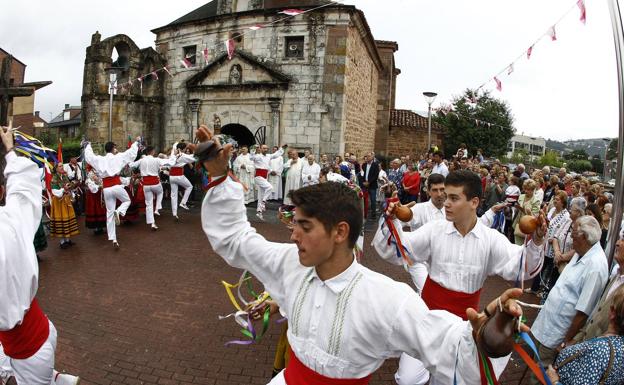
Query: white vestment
268 155 284 200
301 162 321 187
283 158 302 205
233 153 255 204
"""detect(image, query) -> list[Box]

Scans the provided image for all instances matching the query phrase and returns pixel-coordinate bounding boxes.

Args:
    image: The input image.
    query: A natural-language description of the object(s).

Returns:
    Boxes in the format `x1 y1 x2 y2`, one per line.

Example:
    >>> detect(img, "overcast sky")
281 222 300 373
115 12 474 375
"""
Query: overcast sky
0 0 619 141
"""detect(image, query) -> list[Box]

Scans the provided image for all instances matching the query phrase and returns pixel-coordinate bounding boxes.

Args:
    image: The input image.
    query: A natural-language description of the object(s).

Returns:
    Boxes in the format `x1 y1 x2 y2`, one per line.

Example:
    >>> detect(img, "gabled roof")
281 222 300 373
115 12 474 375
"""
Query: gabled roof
186 50 291 90
390 109 444 131
49 111 82 128
0 47 27 68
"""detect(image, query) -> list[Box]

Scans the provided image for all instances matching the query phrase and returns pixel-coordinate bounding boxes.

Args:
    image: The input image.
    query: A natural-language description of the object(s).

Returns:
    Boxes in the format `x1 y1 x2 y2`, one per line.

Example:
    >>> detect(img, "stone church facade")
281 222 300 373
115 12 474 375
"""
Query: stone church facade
81 0 443 157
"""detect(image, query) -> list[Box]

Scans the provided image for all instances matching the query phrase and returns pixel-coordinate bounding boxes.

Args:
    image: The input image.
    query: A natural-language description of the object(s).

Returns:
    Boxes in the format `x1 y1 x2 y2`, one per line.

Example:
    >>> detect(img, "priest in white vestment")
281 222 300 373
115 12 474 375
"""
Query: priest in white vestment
283 149 302 205
233 146 256 204
268 146 284 200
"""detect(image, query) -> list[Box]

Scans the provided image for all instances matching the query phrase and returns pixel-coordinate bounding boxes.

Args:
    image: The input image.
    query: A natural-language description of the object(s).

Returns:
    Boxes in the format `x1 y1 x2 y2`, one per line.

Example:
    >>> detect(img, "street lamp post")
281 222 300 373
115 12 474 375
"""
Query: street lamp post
603 138 612 181
188 99 201 142
423 92 438 151
105 66 124 142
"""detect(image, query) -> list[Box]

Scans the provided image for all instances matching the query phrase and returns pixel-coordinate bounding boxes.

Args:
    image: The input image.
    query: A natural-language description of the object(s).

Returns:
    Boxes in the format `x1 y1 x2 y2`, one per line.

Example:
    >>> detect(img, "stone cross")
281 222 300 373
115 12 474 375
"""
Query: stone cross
0 55 34 125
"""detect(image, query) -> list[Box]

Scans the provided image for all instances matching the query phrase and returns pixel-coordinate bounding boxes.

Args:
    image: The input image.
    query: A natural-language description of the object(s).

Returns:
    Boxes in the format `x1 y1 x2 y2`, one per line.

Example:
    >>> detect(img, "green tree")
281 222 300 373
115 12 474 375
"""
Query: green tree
567 159 593 173
590 155 604 174
564 149 590 161
607 138 617 160
434 89 514 158
537 150 563 168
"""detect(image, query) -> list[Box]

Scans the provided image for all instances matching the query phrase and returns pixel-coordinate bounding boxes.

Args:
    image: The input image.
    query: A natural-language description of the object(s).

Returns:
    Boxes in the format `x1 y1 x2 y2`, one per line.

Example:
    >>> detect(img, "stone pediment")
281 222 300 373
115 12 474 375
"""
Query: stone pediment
186 50 290 91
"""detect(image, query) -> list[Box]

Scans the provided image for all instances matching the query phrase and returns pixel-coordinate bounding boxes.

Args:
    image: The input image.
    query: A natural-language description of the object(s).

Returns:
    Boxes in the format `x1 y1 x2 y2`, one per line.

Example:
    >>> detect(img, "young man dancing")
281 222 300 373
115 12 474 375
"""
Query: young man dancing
168 142 196 220
84 137 140 248
250 144 285 220
196 135 528 385
0 124 79 385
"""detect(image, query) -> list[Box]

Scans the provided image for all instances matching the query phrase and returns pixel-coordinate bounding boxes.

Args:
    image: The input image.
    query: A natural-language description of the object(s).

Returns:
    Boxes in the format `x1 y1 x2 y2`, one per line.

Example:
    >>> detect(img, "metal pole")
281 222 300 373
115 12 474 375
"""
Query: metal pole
606 0 624 268
427 104 432 150
604 143 609 181
108 78 114 142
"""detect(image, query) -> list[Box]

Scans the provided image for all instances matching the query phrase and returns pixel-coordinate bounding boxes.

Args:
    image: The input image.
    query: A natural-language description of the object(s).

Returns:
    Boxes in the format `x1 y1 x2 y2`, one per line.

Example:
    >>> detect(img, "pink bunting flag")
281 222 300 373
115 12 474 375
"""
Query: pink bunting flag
548 25 557 41
163 66 172 77
279 9 304 16
249 24 263 31
225 39 235 60
494 76 502 91
527 45 533 59
151 71 159 81
203 48 210 64
578 0 586 25
507 64 514 75
180 57 193 69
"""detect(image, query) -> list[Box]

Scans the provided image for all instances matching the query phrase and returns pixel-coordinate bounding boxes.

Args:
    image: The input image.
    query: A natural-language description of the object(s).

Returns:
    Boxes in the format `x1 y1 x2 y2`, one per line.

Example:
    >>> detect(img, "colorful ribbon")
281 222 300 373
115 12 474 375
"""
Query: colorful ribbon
13 131 58 170
381 200 414 266
513 332 553 385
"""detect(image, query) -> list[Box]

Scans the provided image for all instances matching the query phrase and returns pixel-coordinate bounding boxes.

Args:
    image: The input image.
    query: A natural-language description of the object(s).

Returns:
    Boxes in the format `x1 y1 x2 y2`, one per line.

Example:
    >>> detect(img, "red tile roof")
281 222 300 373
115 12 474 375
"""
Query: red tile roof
390 109 444 131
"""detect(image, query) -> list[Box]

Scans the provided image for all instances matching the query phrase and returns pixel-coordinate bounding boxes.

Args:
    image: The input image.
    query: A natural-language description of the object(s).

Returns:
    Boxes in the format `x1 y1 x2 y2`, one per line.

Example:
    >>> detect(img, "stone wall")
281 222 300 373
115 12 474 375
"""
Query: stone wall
386 125 444 158
374 41 397 157
342 25 378 157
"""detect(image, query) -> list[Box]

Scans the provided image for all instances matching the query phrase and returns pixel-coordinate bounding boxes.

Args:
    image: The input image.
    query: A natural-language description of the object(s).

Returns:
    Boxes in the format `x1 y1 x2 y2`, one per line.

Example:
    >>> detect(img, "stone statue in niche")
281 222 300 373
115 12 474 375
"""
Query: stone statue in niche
229 64 242 84
213 114 221 130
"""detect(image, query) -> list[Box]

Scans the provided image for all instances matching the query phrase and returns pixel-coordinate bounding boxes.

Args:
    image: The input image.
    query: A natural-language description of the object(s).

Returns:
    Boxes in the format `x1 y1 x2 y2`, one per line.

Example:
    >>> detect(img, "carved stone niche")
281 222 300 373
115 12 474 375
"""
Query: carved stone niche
229 64 242 84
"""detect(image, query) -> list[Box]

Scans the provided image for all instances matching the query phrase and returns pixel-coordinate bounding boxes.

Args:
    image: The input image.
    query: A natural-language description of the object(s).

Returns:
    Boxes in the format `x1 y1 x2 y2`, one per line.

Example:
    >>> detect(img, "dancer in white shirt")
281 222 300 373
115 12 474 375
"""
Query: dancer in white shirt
0 124 79 385
250 144 285 220
129 146 173 230
301 154 321 187
168 142 196 220
233 146 255 204
282 149 302 205
194 134 529 385
84 137 140 248
374 170 546 385
269 146 284 200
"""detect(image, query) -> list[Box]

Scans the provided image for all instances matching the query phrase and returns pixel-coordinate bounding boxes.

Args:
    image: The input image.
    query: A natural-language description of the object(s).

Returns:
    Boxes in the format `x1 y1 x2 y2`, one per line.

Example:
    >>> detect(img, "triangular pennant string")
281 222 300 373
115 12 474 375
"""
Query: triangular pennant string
577 0 586 25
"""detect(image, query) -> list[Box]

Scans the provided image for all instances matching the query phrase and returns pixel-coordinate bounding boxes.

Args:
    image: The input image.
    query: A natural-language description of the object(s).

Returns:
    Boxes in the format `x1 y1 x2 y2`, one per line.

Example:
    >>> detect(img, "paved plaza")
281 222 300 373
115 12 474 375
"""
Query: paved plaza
37 203 538 385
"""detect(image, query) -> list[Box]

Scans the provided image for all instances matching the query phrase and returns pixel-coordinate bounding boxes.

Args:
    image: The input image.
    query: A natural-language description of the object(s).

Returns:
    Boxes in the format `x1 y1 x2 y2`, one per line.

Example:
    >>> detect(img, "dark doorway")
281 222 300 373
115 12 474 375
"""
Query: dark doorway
221 123 255 148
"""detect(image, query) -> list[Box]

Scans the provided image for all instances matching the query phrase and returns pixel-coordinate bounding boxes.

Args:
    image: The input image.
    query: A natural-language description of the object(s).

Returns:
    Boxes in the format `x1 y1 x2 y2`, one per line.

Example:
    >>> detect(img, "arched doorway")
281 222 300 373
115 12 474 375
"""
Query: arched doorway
221 123 255 148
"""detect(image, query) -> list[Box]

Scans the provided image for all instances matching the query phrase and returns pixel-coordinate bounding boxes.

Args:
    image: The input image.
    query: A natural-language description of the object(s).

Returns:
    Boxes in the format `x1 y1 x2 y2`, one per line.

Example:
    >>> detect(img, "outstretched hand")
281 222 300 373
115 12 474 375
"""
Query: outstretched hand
466 288 529 357
1 119 15 151
197 129 233 177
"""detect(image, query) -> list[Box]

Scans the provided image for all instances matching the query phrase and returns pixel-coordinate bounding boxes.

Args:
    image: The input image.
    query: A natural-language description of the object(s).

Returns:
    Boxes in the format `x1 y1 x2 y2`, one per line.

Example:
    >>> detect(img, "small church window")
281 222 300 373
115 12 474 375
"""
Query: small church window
285 36 304 59
183 45 197 66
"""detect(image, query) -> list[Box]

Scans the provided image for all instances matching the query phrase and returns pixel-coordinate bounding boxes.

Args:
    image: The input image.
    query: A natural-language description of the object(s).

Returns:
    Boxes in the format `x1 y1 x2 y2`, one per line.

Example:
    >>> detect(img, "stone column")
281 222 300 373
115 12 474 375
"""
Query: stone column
268 97 281 147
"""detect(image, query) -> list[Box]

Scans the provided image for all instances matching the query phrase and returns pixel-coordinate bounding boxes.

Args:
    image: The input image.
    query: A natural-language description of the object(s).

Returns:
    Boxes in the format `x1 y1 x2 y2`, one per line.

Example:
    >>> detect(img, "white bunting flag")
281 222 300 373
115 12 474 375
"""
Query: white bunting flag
548 25 557 41
507 64 514 75
279 9 304 16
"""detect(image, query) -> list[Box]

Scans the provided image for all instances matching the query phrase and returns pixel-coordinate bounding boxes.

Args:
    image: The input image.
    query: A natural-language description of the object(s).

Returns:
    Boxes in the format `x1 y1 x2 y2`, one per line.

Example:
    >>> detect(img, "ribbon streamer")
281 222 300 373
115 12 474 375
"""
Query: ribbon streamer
513 332 553 385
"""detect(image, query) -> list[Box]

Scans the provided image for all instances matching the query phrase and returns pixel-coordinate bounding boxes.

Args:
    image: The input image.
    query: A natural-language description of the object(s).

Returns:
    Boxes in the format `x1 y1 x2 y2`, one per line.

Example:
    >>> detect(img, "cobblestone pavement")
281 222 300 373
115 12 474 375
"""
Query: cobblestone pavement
36 202 538 385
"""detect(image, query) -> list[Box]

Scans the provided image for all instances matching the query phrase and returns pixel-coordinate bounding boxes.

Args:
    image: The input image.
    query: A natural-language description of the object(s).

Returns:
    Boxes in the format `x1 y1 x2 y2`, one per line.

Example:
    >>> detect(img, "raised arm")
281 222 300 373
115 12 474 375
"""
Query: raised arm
372 217 433 266
487 228 544 281
269 147 284 160
84 143 103 171
118 140 139 165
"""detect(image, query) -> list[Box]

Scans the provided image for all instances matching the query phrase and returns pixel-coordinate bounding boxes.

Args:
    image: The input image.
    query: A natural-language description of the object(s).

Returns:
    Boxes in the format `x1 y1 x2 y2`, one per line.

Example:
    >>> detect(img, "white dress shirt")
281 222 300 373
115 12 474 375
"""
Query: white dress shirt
409 200 445 231
373 218 544 294
1 152 42 330
63 163 82 182
84 142 139 178
250 148 284 170
302 162 321 186
431 162 449 177
201 178 482 384
130 155 174 177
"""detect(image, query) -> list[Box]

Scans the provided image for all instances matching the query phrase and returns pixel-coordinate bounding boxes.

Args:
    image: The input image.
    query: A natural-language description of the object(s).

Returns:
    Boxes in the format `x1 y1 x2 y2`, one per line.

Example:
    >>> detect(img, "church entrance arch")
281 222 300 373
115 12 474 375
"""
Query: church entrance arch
221 123 255 148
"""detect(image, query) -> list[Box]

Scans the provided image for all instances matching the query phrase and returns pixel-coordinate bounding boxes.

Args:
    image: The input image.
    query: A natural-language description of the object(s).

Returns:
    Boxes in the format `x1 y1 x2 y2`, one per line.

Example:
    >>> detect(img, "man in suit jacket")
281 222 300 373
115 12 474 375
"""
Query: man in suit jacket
574 237 624 342
361 153 380 219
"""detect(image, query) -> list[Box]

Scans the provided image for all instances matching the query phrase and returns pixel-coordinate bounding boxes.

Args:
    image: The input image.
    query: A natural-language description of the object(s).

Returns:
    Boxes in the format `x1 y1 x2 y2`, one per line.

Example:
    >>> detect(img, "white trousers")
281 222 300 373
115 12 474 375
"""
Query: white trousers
169 176 192 217
143 183 163 225
254 176 273 213
103 185 130 241
267 370 286 384
0 321 56 385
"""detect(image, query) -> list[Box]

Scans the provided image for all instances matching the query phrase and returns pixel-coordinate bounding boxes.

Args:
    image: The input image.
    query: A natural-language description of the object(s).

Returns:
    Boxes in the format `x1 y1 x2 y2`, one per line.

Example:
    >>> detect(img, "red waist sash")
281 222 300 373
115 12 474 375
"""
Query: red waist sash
255 169 269 179
421 276 481 321
0 299 50 359
143 175 160 186
284 347 372 385
170 167 184 176
102 176 121 188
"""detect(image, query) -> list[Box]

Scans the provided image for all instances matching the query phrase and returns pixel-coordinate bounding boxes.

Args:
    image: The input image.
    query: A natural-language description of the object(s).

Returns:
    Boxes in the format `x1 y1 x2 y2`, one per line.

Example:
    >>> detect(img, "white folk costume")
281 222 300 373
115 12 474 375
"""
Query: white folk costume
84 169 106 231
0 151 57 384
250 148 284 214
269 154 284 200
233 153 255 204
201 176 495 385
84 141 139 243
168 144 196 217
301 161 321 187
283 157 302 205
130 155 173 226
62 162 82 183
373 217 545 384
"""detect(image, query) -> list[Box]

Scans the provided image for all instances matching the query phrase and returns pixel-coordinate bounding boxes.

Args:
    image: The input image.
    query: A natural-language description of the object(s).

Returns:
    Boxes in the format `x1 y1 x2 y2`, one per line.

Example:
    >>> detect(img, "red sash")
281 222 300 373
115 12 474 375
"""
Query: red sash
420 276 481 321
102 175 121 188
170 167 184 176
142 175 160 186
284 348 372 385
255 169 269 179
0 299 50 359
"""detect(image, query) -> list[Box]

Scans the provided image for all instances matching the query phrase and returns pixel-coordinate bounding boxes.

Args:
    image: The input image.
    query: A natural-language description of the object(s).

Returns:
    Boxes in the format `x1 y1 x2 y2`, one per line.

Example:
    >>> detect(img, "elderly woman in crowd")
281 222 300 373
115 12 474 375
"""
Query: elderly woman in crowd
586 203 608 249
547 285 624 384
513 178 541 245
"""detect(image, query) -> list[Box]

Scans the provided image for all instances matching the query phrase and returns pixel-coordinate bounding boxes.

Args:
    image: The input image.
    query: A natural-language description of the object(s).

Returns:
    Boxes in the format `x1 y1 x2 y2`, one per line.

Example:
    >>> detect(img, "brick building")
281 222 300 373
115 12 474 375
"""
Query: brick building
81 0 435 157
0 47 51 136
48 104 82 139
387 109 444 158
